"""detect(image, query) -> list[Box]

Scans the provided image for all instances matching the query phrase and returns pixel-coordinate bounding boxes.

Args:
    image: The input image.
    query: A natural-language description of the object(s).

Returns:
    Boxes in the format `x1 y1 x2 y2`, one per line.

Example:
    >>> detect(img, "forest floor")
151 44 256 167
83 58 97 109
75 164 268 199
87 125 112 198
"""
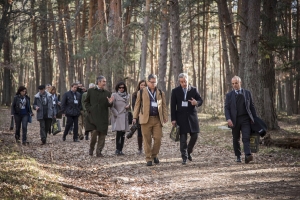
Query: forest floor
1 106 300 199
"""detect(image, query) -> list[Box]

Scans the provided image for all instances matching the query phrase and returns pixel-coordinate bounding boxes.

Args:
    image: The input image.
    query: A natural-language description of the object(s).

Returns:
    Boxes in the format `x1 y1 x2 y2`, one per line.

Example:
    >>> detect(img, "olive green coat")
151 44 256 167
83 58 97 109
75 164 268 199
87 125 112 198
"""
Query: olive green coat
84 87 112 133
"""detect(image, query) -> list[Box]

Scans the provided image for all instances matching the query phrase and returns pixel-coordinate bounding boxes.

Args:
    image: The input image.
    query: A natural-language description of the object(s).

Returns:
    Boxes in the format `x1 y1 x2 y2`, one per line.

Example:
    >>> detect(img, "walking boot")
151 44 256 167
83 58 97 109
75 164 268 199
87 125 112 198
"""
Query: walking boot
85 131 89 140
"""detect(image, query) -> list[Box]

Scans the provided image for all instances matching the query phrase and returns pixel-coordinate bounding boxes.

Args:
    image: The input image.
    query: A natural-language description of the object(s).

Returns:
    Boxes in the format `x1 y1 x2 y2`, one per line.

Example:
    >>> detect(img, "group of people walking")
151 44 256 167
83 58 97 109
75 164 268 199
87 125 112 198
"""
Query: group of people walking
11 73 258 166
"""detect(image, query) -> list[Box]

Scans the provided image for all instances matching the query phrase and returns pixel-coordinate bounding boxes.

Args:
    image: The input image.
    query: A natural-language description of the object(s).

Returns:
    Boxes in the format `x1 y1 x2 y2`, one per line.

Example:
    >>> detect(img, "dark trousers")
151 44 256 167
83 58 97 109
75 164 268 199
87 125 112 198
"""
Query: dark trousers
116 131 125 151
39 118 53 142
232 115 251 156
14 114 29 143
137 127 142 137
63 116 79 140
180 132 198 159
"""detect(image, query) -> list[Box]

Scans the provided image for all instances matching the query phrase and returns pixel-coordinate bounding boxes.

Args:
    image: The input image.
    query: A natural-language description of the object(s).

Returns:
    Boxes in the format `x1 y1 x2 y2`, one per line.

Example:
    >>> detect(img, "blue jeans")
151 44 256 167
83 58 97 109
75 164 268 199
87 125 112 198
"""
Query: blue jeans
14 114 29 143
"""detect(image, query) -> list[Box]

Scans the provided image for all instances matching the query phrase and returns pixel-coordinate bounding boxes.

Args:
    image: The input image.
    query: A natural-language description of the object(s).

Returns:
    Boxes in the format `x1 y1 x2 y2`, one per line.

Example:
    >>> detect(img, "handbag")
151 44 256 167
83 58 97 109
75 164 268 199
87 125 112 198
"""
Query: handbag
10 116 14 130
56 105 63 119
170 124 180 142
28 114 32 123
52 120 62 135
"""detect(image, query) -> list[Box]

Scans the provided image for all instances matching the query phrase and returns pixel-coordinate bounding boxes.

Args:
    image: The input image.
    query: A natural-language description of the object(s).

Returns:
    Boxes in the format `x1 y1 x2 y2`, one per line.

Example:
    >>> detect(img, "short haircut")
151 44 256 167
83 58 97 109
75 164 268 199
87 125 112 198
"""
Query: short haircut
178 73 188 80
38 85 45 90
147 74 157 81
89 83 95 88
115 81 127 93
96 76 106 84
16 86 27 95
232 75 241 83
71 83 78 87
46 84 52 87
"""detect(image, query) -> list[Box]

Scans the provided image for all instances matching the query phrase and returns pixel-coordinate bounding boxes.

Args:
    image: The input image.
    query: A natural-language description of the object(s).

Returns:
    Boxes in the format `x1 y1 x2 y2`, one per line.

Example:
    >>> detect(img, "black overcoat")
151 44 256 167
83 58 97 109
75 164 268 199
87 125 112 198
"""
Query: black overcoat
171 85 203 134
224 89 257 128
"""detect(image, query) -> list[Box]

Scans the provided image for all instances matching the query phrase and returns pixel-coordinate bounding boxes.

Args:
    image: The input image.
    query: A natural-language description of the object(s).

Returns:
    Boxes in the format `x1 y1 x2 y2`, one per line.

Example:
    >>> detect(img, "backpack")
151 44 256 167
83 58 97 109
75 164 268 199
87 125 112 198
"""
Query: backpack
139 88 162 114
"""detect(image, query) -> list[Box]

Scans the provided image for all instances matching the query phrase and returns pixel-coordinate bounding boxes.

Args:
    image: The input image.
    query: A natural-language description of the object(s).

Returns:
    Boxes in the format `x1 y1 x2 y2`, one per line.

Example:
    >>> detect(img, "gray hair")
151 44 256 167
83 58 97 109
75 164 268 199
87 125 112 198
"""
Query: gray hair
178 73 188 80
232 75 242 83
147 74 157 81
96 76 106 84
89 83 95 88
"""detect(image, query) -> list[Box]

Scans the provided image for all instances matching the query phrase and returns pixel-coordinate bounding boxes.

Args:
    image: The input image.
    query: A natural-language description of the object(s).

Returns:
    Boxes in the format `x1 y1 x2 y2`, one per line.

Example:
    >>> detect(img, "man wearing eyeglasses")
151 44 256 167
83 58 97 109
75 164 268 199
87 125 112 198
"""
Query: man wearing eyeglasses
132 74 168 166
225 76 258 164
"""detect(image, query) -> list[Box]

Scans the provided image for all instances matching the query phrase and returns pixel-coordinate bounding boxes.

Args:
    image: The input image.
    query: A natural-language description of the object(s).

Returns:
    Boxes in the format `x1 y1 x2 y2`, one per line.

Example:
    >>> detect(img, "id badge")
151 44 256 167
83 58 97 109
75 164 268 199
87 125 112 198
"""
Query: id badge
74 100 78 104
21 106 25 109
151 102 158 107
53 101 56 105
182 101 188 107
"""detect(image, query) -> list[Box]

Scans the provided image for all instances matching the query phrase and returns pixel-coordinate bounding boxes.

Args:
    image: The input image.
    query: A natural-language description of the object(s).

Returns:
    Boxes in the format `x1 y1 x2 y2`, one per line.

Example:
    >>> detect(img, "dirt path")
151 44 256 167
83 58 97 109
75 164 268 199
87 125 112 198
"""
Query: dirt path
1 110 300 199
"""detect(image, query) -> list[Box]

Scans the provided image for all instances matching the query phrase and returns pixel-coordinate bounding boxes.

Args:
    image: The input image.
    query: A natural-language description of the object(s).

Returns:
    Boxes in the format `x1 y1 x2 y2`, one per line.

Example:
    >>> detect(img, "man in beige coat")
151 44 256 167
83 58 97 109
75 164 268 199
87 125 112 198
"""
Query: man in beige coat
132 74 168 166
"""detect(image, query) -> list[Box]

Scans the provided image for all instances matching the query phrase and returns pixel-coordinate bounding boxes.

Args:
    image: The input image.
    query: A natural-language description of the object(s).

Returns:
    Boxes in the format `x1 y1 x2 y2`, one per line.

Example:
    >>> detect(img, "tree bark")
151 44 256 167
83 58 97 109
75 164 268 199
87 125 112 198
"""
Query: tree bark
243 0 262 117
140 0 151 80
217 0 231 93
260 0 278 129
2 33 12 106
158 0 169 93
238 0 248 81
220 0 239 76
169 0 183 84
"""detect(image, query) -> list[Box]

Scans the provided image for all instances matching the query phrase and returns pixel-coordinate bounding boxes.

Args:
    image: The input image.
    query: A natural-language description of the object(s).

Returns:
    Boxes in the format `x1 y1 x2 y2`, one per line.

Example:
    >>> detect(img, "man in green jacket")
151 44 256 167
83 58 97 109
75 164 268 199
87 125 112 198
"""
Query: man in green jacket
81 83 95 140
84 76 114 157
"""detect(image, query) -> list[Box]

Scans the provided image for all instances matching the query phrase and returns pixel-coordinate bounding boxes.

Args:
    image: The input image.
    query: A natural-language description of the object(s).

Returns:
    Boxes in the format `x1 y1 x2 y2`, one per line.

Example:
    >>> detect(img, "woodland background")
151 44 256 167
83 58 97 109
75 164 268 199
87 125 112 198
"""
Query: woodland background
0 0 300 131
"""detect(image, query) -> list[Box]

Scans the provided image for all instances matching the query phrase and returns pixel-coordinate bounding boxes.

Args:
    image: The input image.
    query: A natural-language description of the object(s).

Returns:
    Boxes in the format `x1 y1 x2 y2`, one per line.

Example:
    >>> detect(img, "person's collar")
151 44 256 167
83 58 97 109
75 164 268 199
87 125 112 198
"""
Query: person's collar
147 86 156 93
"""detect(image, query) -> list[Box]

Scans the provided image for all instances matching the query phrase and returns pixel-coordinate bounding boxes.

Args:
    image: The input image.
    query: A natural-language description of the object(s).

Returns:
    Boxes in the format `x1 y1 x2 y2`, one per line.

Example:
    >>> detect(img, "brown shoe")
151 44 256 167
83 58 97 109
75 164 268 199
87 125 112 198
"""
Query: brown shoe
245 155 253 164
96 153 104 157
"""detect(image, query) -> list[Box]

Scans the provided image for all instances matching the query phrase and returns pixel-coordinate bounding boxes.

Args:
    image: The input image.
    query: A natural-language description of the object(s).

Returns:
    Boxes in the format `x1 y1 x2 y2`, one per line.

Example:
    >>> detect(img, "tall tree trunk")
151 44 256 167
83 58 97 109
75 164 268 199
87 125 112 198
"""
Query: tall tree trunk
64 4 75 84
260 0 278 129
189 6 196 87
217 0 231 93
293 0 300 114
50 1 67 94
158 0 169 93
238 0 248 81
31 1 39 89
0 1 12 52
220 0 239 75
197 3 201 92
169 0 183 84
140 0 151 80
2 33 12 106
243 0 262 117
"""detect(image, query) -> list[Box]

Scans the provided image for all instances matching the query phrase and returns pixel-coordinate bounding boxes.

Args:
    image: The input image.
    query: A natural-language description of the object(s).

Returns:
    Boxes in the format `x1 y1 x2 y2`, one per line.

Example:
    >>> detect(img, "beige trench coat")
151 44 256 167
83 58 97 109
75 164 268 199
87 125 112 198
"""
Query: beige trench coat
111 93 130 132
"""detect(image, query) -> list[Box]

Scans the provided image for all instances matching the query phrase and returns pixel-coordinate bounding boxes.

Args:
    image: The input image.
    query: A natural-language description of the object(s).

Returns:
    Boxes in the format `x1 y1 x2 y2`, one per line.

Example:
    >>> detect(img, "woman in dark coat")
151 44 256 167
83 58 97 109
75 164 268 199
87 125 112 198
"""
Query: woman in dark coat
11 86 33 145
131 80 146 154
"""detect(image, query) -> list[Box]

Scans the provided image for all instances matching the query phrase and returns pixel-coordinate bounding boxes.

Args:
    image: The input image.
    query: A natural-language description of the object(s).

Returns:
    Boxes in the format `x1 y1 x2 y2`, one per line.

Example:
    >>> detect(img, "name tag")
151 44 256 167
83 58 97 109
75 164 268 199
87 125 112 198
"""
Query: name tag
74 100 78 104
53 101 56 105
182 101 188 107
151 102 158 107
21 106 25 109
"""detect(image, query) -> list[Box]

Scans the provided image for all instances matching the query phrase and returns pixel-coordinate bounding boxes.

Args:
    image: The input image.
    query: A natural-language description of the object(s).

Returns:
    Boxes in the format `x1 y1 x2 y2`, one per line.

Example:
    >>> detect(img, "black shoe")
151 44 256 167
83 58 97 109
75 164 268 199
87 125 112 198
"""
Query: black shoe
41 140 46 145
89 149 93 156
146 161 153 166
245 155 253 164
62 137 66 141
85 134 89 140
22 142 26 146
115 149 120 155
188 154 192 161
15 136 20 143
154 157 159 164
96 153 104 157
73 139 80 142
118 151 125 155
236 156 241 162
182 159 187 165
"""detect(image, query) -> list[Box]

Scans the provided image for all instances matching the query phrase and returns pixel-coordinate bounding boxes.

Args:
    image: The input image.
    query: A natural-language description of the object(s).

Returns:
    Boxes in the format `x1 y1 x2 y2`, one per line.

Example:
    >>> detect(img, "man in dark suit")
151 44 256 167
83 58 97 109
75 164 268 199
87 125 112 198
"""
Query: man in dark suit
171 73 203 165
225 76 258 164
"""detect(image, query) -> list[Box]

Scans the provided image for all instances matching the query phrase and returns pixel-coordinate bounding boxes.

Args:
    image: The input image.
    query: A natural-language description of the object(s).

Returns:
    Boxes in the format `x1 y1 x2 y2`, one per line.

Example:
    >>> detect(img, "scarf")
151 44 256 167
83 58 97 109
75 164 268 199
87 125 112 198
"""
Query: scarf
118 91 127 100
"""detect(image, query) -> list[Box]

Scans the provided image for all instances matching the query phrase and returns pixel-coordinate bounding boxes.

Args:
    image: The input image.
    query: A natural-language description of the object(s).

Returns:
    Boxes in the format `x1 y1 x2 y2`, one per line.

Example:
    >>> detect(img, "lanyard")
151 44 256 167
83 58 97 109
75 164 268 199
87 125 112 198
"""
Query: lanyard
52 95 56 101
183 88 187 101
73 93 76 100
147 87 156 101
